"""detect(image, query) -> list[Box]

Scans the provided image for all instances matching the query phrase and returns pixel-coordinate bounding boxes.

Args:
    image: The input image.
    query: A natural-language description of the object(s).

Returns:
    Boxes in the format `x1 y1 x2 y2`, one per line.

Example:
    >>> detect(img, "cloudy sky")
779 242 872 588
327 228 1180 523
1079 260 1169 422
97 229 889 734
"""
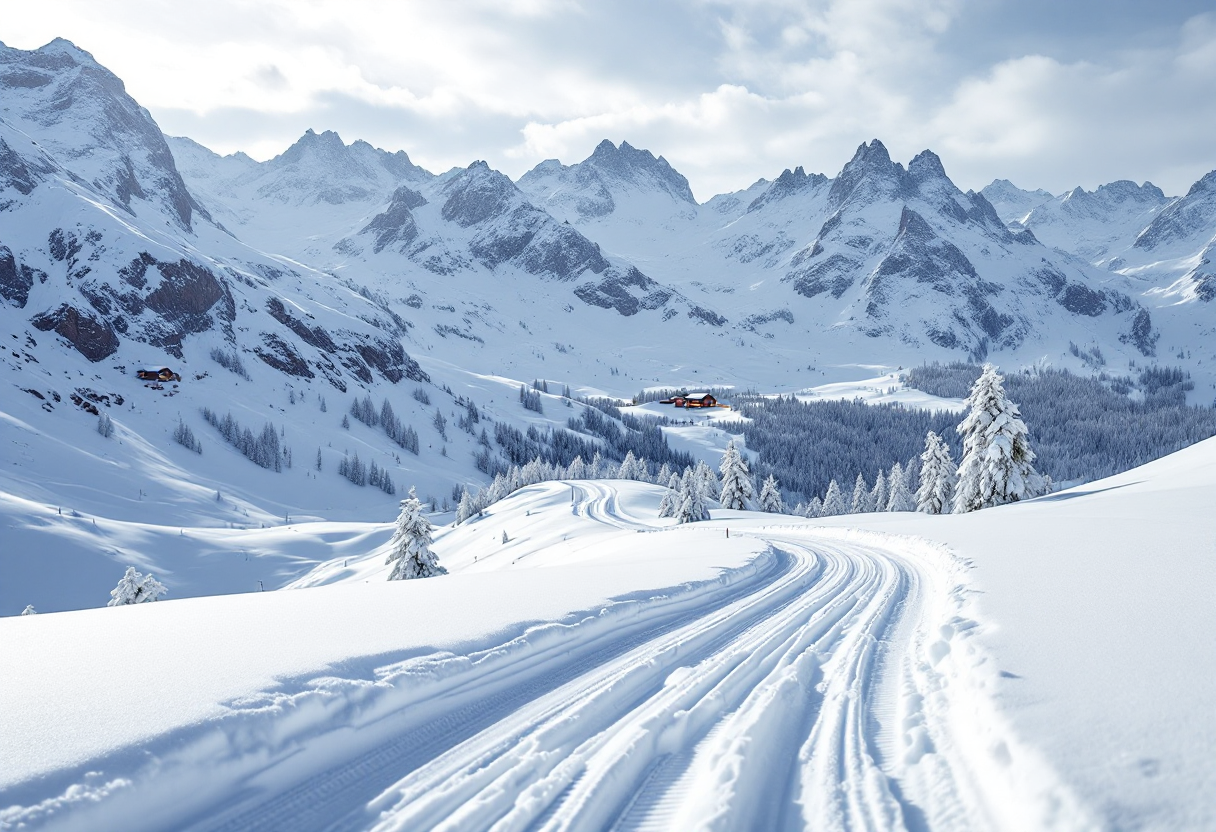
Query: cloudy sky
6 0 1216 199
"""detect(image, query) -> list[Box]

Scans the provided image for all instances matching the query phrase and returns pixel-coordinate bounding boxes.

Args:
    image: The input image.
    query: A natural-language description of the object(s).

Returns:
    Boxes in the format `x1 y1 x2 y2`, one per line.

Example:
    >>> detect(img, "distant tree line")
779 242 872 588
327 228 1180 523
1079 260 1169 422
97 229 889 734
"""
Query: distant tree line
723 362 1216 507
201 407 289 471
904 362 1216 484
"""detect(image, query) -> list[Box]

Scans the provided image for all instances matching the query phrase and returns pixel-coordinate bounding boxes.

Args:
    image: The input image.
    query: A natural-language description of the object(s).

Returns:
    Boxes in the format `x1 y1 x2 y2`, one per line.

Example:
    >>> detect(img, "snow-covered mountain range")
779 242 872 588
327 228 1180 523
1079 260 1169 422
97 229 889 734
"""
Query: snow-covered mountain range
1 35 1214 541
6 38 1215 398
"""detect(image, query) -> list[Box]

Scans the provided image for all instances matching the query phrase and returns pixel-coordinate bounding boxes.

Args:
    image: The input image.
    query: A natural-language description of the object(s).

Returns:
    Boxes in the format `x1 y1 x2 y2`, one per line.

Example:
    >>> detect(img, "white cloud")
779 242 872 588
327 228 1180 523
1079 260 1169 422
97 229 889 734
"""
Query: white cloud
4 1 1215 197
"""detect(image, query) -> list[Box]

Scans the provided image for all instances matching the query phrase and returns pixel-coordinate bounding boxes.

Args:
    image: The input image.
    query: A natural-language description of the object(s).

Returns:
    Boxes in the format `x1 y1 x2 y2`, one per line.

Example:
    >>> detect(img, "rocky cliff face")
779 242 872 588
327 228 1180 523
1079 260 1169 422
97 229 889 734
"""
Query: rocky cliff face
0 44 426 386
1 39 208 230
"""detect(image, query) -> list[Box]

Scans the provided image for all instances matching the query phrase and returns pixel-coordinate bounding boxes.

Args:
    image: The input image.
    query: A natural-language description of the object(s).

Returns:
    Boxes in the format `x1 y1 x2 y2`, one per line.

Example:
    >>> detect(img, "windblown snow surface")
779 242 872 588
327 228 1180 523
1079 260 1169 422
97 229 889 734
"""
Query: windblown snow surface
5 437 1215 832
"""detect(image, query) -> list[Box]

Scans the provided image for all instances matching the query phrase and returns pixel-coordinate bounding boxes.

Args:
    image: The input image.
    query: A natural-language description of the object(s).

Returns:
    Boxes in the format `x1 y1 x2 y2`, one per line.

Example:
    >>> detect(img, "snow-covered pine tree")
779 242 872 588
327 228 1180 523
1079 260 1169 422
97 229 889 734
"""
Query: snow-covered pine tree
954 364 1046 513
696 460 721 501
870 471 888 515
793 501 807 517
656 462 674 486
386 488 447 580
21 604 36 615
885 461 916 512
806 496 823 518
456 489 476 524
850 473 871 514
107 566 167 606
821 479 847 516
676 468 710 523
916 431 956 514
618 450 640 480
758 474 784 513
590 451 605 479
718 439 755 510
109 567 141 605
657 473 680 518
567 455 587 479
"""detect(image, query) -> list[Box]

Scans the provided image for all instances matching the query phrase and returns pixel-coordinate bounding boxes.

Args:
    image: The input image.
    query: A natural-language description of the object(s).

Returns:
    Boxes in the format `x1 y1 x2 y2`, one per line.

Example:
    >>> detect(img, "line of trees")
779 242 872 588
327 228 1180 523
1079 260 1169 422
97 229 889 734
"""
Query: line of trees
349 394 420 454
201 408 287 471
795 365 1046 517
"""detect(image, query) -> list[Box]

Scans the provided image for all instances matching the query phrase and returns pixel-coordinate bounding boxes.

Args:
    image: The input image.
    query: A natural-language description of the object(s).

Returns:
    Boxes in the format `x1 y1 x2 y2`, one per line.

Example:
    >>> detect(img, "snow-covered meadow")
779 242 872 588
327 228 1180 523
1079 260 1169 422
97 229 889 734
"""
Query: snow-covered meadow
5 436 1215 830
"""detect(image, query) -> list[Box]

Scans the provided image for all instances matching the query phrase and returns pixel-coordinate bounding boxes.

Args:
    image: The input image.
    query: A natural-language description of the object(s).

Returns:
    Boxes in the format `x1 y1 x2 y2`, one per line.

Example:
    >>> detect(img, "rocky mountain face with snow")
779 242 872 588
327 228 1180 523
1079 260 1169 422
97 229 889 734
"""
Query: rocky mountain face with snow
0 40 422 391
4 37 1216 411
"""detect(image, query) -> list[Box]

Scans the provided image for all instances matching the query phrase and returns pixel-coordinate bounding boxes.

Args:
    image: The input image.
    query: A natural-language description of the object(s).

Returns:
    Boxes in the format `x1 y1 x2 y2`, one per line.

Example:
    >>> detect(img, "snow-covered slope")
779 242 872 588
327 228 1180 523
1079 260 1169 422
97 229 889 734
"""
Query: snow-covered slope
1016 181 1170 264
7 432 1216 830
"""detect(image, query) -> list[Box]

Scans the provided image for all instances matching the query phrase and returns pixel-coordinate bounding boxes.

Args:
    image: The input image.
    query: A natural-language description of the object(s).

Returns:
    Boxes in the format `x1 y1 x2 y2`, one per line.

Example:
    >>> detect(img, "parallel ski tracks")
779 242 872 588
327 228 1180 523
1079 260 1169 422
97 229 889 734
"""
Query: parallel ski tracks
189 483 982 832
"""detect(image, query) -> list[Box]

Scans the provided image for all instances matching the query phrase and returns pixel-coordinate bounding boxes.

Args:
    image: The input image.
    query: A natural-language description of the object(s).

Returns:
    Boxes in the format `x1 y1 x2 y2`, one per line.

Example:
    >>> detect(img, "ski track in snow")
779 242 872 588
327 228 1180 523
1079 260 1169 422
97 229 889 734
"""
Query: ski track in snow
11 483 1091 832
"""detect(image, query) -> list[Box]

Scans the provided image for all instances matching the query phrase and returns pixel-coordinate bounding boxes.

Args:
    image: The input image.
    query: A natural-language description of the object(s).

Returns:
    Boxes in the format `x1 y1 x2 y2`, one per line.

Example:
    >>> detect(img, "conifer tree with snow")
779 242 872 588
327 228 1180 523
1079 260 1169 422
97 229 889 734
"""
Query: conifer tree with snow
618 450 640 480
805 496 823 518
885 461 916 512
657 473 680 518
676 468 710 523
696 460 720 501
21 604 37 615
758 474 784 513
954 364 1046 513
108 566 167 606
456 489 476 524
386 488 447 580
718 439 755 510
916 431 957 515
870 471 888 515
850 473 872 514
820 479 847 516
567 455 587 479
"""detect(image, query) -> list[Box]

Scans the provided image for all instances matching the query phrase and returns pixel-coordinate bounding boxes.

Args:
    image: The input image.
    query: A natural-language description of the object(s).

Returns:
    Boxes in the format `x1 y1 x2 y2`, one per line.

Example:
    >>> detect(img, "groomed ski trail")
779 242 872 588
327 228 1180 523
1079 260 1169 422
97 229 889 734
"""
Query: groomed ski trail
13 482 1093 832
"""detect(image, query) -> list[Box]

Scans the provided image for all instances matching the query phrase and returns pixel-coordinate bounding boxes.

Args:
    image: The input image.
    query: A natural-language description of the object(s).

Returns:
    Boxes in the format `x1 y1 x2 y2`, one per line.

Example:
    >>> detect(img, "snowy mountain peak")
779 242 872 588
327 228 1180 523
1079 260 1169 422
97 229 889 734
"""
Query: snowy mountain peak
584 139 695 204
516 139 697 225
746 165 830 213
827 139 907 211
906 149 948 185
980 179 1055 225
0 40 207 231
440 160 520 227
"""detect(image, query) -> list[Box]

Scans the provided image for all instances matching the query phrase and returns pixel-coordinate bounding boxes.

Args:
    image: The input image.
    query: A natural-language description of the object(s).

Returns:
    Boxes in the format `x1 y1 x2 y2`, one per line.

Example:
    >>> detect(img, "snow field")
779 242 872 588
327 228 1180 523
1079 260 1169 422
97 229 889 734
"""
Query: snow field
4 478 1096 832
0 483 767 830
798 435 1216 830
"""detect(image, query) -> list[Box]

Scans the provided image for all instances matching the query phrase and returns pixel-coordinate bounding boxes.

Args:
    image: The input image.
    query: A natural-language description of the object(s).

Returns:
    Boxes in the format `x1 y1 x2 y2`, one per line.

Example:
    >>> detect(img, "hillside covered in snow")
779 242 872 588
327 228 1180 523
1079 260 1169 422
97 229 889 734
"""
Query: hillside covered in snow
3 34 1216 832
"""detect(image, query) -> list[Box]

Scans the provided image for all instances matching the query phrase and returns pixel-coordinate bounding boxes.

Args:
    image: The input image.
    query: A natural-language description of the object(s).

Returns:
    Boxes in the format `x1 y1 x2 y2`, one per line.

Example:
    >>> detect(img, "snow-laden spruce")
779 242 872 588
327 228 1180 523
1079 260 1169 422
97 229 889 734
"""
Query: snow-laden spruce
758 474 784 513
869 471 888 516
954 364 1046 513
657 473 680 518
718 439 754 510
917 430 957 514
108 566 167 606
886 461 916 512
695 460 720 501
820 479 847 516
21 604 37 615
386 488 447 580
676 468 711 523
850 473 871 514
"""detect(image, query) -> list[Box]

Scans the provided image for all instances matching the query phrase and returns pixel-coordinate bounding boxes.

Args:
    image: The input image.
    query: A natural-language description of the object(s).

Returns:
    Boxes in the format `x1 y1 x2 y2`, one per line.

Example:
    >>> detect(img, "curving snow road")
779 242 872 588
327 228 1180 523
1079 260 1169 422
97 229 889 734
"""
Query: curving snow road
6 481 1090 832
188 482 1089 832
